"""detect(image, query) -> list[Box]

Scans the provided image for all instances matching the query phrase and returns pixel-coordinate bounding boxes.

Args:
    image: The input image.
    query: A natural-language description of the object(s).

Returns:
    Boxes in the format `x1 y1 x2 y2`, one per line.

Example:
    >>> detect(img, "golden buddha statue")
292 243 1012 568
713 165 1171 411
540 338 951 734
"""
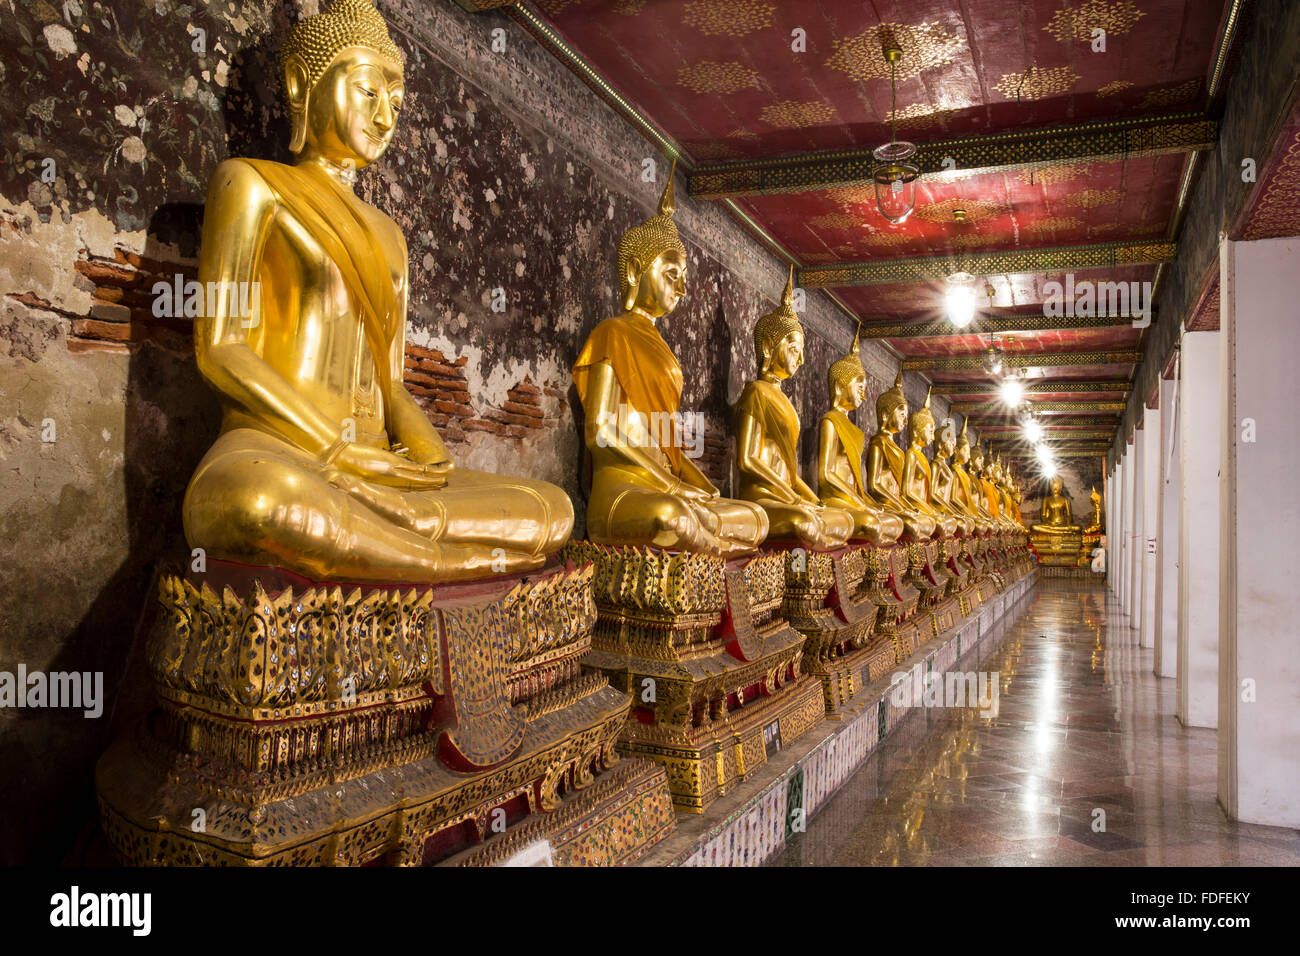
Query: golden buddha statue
996 456 1023 527
735 268 853 551
1084 485 1103 534
865 370 938 539
971 443 1009 528
181 0 572 583
1032 476 1081 534
899 388 958 538
816 330 904 546
928 418 975 536
572 162 767 556
949 421 994 533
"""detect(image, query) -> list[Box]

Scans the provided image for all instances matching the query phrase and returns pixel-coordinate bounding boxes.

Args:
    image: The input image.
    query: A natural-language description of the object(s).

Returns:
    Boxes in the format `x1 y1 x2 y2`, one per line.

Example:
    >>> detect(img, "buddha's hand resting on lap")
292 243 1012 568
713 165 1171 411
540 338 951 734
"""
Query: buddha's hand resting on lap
334 442 452 489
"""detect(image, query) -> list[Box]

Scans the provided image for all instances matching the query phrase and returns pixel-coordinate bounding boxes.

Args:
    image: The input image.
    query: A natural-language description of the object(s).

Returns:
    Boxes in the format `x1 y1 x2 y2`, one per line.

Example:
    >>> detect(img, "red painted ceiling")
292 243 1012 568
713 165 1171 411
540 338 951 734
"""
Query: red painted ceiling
529 0 1243 451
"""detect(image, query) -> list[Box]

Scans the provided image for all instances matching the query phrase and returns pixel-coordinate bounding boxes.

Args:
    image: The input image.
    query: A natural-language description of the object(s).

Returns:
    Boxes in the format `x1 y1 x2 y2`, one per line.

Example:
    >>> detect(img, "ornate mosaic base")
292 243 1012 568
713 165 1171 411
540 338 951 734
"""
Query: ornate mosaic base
563 542 826 813
95 559 675 866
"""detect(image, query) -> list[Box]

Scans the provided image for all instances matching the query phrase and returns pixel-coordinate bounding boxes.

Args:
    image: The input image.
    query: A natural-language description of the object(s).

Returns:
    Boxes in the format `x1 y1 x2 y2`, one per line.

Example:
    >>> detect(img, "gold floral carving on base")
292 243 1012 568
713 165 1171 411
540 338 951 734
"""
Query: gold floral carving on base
826 22 966 83
96 562 676 866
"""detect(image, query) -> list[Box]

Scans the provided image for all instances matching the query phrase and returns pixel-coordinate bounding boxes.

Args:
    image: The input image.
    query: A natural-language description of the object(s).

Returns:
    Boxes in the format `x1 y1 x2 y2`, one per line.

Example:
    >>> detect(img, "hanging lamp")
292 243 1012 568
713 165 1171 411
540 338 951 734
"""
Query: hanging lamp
872 41 920 224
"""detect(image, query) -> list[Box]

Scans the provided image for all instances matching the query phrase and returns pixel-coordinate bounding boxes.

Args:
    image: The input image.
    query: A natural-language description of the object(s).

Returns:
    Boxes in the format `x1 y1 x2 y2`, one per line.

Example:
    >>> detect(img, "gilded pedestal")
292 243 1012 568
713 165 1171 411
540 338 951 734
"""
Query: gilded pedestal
95 560 675 865
566 542 825 813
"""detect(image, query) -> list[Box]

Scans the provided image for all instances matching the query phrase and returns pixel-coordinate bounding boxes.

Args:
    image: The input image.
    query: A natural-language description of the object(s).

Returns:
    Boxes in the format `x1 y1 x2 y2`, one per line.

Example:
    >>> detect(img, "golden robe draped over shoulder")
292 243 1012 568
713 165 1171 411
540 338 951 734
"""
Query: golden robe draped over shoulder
823 408 866 497
572 313 686 475
735 379 801 485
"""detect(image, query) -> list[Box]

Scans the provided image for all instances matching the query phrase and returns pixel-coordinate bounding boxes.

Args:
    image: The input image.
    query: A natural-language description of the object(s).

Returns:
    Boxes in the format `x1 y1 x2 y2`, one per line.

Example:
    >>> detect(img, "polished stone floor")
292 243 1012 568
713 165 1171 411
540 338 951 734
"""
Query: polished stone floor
772 581 1300 866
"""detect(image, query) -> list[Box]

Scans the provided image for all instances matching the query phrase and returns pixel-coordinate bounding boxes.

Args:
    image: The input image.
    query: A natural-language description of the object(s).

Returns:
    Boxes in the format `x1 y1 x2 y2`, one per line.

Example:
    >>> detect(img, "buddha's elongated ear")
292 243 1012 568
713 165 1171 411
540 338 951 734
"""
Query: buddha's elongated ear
284 55 310 154
622 254 643 312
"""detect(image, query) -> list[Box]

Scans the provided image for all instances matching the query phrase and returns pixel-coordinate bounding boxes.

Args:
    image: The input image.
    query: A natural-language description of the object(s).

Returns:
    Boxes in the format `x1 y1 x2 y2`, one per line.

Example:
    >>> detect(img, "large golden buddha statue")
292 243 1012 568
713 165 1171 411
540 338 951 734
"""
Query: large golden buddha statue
181 0 571 583
816 331 904 546
572 163 767 556
898 388 958 538
1033 476 1081 534
928 418 975 536
735 269 853 551
865 370 938 539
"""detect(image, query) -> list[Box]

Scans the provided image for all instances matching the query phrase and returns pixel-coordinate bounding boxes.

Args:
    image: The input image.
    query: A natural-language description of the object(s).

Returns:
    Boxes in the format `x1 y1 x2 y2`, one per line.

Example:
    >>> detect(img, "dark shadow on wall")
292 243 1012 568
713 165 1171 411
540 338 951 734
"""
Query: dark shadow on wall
0 27 293 864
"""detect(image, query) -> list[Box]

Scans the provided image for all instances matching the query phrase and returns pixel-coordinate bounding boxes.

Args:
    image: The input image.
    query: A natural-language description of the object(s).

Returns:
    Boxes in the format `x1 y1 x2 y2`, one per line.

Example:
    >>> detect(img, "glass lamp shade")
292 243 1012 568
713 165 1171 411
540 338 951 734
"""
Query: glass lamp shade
872 142 919 224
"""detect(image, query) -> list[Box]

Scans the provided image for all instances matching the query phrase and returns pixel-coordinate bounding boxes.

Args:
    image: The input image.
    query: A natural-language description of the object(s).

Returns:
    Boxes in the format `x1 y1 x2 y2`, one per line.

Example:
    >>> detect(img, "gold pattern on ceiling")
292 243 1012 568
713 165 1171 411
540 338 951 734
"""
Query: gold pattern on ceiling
1030 215 1085 235
951 233 1011 250
1242 134 1300 241
688 141 740 161
825 22 966 83
1059 187 1123 209
892 103 961 131
863 231 915 248
1138 78 1201 109
831 184 878 206
808 211 865 230
915 197 1005 224
1097 80 1135 97
1042 0 1147 43
760 99 838 129
677 60 761 95
993 65 1082 101
728 128 760 142
1018 164 1085 186
682 0 776 37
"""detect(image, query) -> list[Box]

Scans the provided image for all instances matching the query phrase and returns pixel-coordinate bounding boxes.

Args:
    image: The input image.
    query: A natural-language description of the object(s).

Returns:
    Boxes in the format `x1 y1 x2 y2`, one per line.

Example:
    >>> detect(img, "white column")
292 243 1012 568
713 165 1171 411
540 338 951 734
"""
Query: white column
1105 464 1116 589
1127 428 1143 631
1177 329 1220 728
1120 449 1134 614
1154 376 1180 677
1218 236 1300 827
1139 407 1160 649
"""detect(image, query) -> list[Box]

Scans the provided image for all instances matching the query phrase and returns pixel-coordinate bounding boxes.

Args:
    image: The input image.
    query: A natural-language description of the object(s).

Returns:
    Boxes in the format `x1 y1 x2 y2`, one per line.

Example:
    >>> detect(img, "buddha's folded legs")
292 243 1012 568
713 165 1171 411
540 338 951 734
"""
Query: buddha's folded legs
588 480 767 556
900 511 938 540
183 429 569 582
823 494 904 546
754 499 853 551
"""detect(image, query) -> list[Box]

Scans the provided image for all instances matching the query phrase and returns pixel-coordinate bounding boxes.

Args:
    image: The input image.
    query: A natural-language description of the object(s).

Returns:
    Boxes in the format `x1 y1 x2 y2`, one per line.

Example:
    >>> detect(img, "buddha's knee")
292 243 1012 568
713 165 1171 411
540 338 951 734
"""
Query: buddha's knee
187 455 339 554
649 497 700 549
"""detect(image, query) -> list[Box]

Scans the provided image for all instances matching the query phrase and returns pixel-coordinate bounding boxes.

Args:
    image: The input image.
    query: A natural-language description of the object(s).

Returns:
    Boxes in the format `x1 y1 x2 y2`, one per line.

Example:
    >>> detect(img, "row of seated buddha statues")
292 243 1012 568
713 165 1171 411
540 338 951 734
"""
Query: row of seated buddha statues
94 0 1035 860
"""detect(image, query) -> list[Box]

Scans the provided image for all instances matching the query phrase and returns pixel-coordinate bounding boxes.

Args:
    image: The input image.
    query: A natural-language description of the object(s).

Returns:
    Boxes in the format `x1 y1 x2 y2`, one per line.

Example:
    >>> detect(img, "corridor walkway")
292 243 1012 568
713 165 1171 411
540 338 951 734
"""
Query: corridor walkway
772 581 1300 866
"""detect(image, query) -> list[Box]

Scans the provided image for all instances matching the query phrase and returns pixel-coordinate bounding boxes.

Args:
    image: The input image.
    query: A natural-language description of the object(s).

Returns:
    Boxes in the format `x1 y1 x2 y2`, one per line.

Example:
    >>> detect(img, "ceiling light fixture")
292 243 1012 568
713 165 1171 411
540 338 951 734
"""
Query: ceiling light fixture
1023 418 1044 444
871 40 920 225
1000 378 1026 407
981 335 1005 376
945 271 977 328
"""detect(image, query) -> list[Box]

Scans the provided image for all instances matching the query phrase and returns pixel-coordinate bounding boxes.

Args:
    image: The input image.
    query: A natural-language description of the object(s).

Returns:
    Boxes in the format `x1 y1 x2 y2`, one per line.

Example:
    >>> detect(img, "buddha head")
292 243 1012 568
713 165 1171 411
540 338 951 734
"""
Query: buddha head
936 418 957 459
971 441 986 476
1049 476 1065 497
282 0 406 166
908 386 935 448
828 326 866 411
954 419 972 466
875 368 909 436
619 159 689 316
753 266 805 380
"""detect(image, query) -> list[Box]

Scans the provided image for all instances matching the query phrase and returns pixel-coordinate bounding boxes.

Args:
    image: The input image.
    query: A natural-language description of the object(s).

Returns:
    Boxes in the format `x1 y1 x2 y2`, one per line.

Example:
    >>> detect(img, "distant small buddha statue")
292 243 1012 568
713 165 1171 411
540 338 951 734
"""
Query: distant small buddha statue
996 457 1023 527
1084 485 1104 534
1033 476 1081 534
899 388 957 538
816 330 904 546
928 418 975 536
735 268 853 551
971 444 1009 529
950 421 994 534
572 161 767 556
865 370 938 539
182 0 573 583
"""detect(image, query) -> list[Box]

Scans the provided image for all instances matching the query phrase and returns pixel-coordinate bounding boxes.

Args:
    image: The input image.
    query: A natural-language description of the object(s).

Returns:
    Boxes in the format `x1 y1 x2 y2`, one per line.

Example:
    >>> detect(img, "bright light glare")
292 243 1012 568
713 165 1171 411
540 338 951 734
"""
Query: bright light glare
945 283 977 328
1041 461 1057 478
1000 379 1025 407
1023 420 1044 444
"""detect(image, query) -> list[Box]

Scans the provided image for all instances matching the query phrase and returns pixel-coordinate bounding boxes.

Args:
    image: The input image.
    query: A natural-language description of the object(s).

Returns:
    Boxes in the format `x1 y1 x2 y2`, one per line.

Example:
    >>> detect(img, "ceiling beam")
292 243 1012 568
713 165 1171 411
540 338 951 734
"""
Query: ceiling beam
976 429 1116 440
905 350 1142 372
688 114 1216 200
962 415 1121 429
933 380 1132 395
861 312 1149 338
801 240 1175 288
952 401 1128 414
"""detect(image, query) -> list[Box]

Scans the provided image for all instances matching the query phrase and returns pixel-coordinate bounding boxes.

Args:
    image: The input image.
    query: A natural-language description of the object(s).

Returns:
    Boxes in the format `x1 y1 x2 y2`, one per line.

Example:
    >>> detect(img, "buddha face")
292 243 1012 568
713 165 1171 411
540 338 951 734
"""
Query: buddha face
886 402 908 436
954 441 970 465
628 248 687 318
766 329 805 379
294 47 405 168
910 416 934 447
937 429 955 458
1050 476 1064 496
835 372 867 410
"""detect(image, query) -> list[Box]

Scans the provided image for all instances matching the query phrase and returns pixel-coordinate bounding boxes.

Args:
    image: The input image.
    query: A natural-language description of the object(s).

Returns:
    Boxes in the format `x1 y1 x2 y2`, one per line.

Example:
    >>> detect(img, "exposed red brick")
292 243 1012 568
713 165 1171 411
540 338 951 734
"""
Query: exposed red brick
499 412 542 428
73 259 137 286
453 403 475 417
72 318 138 341
407 344 446 361
462 419 504 435
452 356 468 367
511 380 542 397
433 400 457 414
427 412 449 427
505 425 528 439
9 291 51 310
443 425 467 442
503 400 543 419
